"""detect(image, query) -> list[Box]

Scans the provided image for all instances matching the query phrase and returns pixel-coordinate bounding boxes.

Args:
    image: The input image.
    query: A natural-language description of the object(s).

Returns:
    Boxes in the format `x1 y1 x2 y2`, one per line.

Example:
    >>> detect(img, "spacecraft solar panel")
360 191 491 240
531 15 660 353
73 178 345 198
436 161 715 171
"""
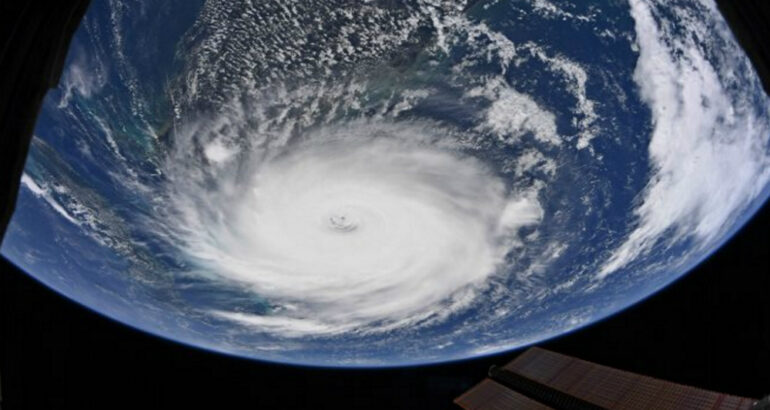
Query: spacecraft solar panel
454 378 553 410
503 347 756 410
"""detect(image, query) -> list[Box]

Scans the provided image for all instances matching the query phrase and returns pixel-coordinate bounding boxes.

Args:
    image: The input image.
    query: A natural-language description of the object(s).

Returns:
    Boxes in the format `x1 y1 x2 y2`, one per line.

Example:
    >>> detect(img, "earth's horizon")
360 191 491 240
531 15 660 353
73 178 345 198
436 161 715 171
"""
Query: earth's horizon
2 0 769 367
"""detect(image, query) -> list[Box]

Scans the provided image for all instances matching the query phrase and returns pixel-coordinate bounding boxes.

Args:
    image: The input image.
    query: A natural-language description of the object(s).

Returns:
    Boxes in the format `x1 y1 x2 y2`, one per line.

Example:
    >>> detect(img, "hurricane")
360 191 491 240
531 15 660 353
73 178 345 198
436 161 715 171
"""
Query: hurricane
164 121 543 336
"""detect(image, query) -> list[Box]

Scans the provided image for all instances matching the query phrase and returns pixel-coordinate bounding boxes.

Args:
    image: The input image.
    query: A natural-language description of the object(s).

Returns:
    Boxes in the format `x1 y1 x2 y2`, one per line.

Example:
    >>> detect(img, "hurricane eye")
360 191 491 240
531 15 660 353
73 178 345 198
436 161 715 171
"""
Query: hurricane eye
328 214 357 232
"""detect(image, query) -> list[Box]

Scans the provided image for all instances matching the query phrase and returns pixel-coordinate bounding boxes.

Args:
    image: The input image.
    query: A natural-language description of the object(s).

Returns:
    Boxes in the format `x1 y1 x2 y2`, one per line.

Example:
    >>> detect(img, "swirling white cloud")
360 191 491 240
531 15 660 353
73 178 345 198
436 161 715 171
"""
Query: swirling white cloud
164 122 543 337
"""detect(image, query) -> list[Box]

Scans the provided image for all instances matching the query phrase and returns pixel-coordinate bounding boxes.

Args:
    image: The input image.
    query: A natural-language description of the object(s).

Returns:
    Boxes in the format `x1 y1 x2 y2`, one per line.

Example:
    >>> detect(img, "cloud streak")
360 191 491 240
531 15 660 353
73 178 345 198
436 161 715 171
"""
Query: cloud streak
599 0 770 278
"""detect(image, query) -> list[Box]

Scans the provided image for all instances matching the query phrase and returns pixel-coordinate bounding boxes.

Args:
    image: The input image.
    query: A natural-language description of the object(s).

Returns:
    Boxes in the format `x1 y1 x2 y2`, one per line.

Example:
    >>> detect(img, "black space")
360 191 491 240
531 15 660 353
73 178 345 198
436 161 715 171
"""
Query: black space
1 199 768 409
1 1 770 409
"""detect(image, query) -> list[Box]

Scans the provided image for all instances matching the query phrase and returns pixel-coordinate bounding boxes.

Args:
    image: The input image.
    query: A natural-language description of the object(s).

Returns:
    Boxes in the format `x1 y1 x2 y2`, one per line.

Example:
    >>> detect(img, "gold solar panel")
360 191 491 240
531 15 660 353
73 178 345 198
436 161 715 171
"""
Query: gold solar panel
500 347 756 410
454 378 553 410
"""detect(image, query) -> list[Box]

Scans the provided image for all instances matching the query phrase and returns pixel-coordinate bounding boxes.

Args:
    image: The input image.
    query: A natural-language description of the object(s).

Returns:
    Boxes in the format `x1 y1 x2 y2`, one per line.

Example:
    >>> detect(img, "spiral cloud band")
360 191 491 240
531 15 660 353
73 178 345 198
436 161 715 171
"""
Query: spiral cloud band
172 123 543 337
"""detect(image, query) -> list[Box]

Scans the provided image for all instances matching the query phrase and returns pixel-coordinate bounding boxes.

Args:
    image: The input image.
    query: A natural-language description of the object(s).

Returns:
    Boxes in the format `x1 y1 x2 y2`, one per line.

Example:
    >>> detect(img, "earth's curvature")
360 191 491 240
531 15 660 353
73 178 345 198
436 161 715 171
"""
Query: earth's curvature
2 0 770 367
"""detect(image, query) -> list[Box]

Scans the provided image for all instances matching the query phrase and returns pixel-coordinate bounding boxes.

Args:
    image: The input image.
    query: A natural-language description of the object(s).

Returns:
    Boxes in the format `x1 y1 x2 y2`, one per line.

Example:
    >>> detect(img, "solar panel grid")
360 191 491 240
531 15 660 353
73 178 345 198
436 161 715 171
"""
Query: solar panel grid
560 361 599 391
737 396 758 409
539 353 630 407
505 348 567 383
501 348 756 410
615 374 676 409
548 358 586 392
457 348 757 409
454 379 493 408
732 396 757 409
558 355 594 393
453 379 553 410
711 394 755 410
565 364 625 407
605 369 641 406
580 373 628 407
654 383 715 409
504 346 539 372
